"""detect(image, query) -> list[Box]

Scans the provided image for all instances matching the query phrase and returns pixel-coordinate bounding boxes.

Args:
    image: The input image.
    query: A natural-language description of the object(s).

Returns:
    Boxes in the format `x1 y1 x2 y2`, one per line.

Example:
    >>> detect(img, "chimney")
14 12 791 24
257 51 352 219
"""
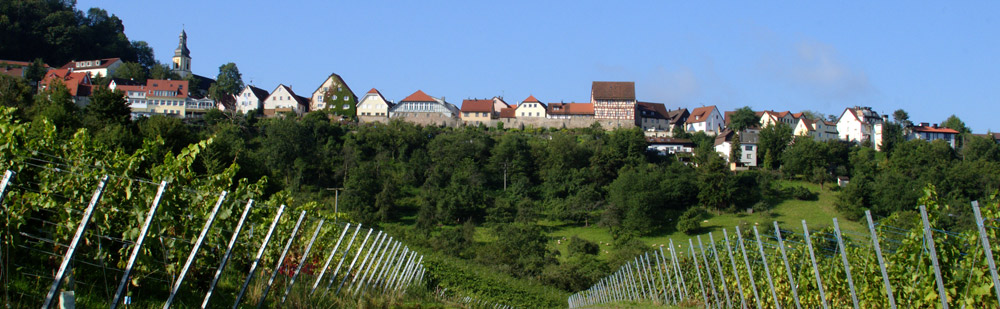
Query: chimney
921 122 930 127
932 123 938 129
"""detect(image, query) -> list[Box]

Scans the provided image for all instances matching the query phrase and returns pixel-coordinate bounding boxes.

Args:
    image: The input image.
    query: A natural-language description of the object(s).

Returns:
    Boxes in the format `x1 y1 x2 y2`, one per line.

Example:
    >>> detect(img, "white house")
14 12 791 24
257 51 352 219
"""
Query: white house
760 111 798 128
794 118 840 142
517 95 547 118
837 106 884 145
647 137 695 155
908 123 960 148
59 58 123 78
309 72 356 112
389 90 459 119
263 84 309 117
714 129 758 168
235 85 270 114
357 88 394 122
687 105 724 135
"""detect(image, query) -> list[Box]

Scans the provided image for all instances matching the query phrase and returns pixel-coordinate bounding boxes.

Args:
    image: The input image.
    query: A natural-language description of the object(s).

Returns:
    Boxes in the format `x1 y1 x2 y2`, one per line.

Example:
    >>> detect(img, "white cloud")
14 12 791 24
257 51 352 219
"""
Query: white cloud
763 40 875 101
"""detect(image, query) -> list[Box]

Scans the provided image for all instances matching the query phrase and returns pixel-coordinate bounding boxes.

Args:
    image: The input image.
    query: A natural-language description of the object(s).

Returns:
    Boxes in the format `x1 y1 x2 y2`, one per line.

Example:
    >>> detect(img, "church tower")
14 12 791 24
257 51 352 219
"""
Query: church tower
171 29 191 77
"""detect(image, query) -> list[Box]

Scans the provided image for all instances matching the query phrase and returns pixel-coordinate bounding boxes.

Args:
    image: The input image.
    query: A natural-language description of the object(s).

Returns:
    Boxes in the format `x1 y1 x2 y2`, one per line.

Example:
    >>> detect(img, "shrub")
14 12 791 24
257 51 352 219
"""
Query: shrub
677 207 709 235
567 235 599 256
789 185 818 201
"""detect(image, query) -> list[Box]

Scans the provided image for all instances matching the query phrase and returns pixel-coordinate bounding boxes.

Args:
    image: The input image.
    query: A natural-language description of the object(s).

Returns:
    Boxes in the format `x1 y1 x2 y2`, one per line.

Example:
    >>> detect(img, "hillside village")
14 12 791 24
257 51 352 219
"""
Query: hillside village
4 30 997 171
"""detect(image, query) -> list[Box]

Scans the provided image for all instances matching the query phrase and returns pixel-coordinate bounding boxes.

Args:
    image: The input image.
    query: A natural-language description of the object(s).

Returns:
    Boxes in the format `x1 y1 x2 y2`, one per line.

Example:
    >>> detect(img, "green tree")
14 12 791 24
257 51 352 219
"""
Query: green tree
782 136 828 177
85 86 131 127
112 62 148 83
606 165 665 235
30 80 80 132
24 58 47 83
0 74 34 115
942 114 970 134
757 123 793 169
130 40 155 69
729 106 758 131
149 62 181 80
208 62 244 101
893 108 911 126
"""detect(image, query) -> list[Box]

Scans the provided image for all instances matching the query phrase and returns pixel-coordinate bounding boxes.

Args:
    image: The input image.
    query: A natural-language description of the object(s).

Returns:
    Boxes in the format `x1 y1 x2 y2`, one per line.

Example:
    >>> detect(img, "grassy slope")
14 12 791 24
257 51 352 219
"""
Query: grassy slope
546 180 865 261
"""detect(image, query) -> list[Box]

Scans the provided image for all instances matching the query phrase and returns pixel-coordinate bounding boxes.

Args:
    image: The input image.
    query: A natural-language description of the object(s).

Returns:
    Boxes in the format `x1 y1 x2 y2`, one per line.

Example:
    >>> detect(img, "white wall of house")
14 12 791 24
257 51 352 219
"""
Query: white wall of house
715 142 757 166
687 107 723 135
263 85 306 115
357 93 391 117
518 102 547 118
236 86 264 114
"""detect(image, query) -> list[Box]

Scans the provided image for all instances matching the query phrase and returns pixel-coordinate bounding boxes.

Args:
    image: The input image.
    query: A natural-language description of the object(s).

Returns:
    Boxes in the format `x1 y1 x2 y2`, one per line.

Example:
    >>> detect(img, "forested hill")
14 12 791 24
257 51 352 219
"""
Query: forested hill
0 0 153 68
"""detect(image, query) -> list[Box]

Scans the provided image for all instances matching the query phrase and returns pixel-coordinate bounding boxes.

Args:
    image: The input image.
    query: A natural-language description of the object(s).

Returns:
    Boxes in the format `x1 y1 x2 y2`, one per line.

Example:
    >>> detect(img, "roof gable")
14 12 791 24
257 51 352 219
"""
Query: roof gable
402 90 436 102
688 106 718 123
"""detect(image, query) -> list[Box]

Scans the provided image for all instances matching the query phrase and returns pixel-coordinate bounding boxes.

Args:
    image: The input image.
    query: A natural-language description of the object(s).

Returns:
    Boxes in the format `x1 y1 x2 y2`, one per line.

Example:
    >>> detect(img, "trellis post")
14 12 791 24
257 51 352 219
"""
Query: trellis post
865 211 896 308
232 204 285 309
735 226 762 309
753 226 780 309
256 210 306 308
112 181 168 309
202 199 254 308
802 220 828 309
919 206 949 309
311 223 352 293
972 201 1000 306
706 234 732 309
42 175 108 309
723 229 748 309
833 218 860 309
281 219 324 303
772 222 801 309
688 239 709 306
164 191 227 308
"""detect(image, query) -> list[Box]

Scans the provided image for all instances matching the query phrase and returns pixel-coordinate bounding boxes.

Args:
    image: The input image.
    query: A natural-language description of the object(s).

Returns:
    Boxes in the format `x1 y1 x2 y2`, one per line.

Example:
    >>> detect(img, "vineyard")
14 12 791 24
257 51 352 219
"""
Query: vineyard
568 194 1000 308
0 109 449 308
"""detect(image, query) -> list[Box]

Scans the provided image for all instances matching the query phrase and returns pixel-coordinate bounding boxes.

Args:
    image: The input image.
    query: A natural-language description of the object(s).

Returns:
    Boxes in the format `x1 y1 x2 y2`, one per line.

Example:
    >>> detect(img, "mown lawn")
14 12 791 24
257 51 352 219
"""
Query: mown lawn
545 180 866 261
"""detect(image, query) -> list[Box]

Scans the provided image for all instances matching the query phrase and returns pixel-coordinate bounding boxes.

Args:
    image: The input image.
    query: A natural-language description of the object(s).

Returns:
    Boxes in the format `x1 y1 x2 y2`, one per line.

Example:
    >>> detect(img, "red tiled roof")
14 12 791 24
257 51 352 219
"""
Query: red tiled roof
114 85 146 93
548 102 594 115
523 95 540 103
688 106 717 123
0 59 51 68
40 69 92 96
59 58 121 70
499 107 516 118
145 79 189 98
1 67 23 78
461 99 493 113
912 125 960 134
792 112 804 119
367 88 380 94
402 90 436 102
591 81 635 100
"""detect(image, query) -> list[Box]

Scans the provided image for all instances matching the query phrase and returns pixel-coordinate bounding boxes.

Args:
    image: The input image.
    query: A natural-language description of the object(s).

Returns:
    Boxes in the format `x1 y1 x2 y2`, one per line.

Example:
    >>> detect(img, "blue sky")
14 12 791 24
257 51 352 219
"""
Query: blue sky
81 1 999 132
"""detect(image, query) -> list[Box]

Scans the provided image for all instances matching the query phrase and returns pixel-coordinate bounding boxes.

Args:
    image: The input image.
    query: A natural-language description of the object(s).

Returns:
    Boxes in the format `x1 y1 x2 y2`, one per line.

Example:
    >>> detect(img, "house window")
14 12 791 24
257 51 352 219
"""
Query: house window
344 96 349 101
342 104 349 109
745 145 752 151
332 95 338 100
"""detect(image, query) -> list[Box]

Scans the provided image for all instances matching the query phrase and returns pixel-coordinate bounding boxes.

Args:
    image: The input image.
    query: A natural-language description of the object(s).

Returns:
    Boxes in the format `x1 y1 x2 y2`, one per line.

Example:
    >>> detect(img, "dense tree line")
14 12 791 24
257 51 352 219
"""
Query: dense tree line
0 1 154 70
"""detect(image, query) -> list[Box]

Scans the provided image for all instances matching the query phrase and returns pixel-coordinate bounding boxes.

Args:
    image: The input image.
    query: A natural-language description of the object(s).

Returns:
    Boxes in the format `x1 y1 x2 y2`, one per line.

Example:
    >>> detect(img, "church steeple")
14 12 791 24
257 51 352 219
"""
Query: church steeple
172 29 191 77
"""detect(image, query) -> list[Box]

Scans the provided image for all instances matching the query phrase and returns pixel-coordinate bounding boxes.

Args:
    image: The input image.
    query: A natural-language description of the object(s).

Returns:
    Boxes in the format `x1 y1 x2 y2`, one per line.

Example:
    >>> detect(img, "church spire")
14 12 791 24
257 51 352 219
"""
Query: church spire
174 29 190 58
171 29 191 77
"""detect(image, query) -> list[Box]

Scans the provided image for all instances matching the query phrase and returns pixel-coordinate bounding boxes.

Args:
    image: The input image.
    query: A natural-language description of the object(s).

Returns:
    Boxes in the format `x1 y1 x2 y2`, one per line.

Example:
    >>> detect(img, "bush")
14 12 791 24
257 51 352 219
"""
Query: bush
567 235 599 256
788 186 818 201
677 207 709 235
